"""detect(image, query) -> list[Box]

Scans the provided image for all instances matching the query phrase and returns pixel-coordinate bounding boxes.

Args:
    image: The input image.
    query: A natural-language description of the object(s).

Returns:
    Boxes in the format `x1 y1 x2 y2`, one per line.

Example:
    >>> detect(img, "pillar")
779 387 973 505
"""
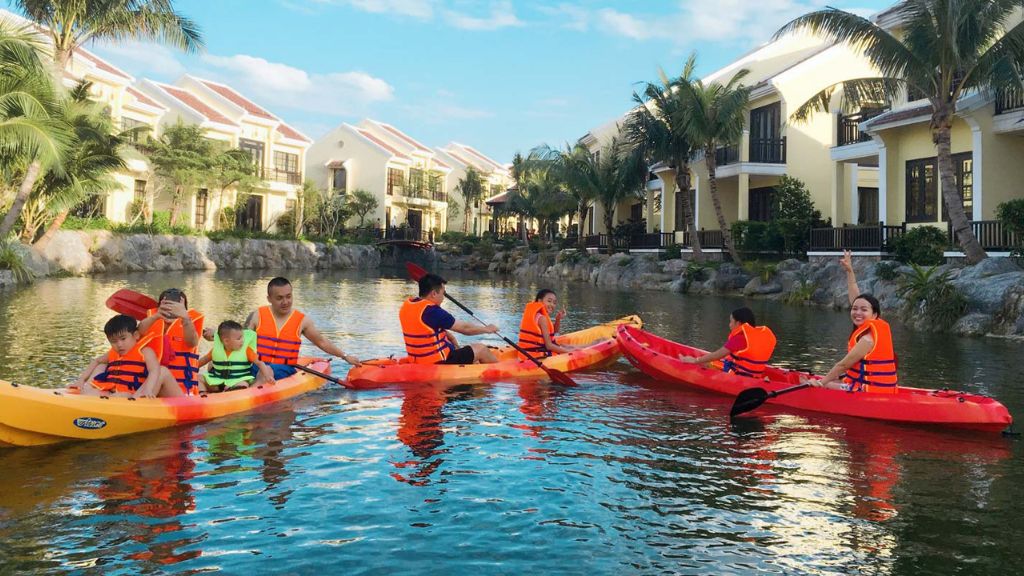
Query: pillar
737 172 750 221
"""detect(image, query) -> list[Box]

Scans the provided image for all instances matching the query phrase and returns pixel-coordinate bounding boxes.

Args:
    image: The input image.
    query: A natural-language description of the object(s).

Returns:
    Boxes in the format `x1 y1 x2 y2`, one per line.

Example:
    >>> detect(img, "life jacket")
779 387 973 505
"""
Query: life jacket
255 306 305 365
399 297 450 364
93 334 156 393
722 323 777 378
517 301 555 361
206 330 258 388
146 309 204 394
845 318 898 393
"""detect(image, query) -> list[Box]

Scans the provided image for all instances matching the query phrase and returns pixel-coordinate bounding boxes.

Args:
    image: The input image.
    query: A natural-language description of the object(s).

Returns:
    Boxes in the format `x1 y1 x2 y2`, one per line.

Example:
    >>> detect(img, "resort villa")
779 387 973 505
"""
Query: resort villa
577 4 1024 258
434 143 514 236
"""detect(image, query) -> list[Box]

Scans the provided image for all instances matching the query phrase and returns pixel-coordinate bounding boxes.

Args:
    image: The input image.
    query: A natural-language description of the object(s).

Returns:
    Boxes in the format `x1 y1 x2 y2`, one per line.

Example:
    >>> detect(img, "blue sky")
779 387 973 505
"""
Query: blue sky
49 0 891 162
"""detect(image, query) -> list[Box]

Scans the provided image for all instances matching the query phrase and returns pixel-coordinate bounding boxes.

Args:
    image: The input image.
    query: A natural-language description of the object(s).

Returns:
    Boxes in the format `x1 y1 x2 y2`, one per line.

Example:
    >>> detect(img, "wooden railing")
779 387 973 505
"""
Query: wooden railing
809 223 906 251
581 232 675 253
680 229 724 249
715 145 740 166
749 137 786 163
995 87 1024 115
381 226 432 243
948 220 1019 251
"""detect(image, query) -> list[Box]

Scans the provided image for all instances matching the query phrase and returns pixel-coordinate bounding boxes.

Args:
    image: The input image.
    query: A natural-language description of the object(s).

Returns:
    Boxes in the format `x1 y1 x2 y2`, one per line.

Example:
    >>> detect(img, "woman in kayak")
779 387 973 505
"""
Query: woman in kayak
517 289 576 360
807 251 898 393
136 288 204 395
679 307 777 378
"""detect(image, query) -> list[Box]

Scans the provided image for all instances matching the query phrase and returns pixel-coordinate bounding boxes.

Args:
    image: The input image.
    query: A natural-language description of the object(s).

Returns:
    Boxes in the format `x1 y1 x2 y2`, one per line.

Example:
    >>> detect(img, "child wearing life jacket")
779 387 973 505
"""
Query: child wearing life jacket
198 320 274 392
679 307 777 378
71 314 184 398
517 289 577 360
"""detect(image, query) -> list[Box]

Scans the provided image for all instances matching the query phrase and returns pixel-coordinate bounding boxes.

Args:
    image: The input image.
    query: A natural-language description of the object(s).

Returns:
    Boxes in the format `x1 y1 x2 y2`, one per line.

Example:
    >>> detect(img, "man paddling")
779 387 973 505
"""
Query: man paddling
400 273 499 365
243 277 362 380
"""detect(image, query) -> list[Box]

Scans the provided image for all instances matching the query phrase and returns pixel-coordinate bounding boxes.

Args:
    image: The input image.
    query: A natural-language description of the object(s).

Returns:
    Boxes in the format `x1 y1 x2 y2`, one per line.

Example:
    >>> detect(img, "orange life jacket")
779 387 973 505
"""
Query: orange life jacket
845 318 898 393
146 309 204 394
723 323 777 378
255 306 305 365
517 301 555 360
93 334 156 393
399 297 450 364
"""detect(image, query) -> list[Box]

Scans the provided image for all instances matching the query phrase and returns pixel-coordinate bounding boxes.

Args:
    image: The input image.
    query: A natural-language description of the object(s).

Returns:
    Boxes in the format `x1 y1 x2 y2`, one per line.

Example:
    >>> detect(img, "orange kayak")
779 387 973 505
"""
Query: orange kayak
616 325 1012 433
346 315 643 389
0 358 332 447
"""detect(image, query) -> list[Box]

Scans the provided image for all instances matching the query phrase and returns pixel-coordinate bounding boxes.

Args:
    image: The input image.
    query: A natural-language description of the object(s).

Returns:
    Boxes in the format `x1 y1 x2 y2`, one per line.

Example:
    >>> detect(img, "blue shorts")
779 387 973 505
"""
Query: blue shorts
251 363 298 380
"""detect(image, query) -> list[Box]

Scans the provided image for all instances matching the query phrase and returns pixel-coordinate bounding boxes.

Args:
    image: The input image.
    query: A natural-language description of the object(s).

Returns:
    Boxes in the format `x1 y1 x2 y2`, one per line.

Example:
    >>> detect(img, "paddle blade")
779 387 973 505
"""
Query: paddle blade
543 366 578 387
405 262 428 281
106 289 158 320
730 387 769 417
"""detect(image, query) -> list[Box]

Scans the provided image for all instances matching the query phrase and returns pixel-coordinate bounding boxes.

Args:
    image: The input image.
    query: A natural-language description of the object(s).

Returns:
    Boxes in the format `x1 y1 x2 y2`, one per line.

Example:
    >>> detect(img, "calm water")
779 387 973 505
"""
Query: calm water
0 270 1020 575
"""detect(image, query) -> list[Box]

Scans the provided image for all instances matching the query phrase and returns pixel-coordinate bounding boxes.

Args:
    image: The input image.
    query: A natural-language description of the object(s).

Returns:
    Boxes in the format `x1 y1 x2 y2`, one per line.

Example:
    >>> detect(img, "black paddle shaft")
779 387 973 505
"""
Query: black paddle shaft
439 291 549 370
294 363 347 387
730 383 812 417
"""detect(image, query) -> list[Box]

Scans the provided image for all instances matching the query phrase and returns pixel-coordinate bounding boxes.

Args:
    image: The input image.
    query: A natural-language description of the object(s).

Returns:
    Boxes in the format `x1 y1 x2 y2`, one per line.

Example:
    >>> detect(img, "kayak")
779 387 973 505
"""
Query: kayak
0 358 332 447
615 325 1012 433
345 315 643 389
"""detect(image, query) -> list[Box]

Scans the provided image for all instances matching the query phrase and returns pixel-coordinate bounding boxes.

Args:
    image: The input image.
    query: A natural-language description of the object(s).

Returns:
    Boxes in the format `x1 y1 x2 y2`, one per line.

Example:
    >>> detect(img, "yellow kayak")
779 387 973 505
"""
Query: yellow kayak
346 315 642 389
0 359 331 447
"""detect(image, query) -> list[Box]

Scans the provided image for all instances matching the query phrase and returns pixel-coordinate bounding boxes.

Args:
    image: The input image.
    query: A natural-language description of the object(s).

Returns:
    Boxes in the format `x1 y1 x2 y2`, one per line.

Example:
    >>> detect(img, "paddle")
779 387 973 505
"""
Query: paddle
294 363 350 388
730 383 812 417
404 262 578 387
106 289 158 320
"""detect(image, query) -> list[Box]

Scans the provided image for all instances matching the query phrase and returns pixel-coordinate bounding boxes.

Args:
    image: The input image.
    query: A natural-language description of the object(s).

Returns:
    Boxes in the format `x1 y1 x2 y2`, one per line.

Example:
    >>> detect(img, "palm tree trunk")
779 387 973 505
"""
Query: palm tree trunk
933 115 986 264
705 150 741 264
0 160 43 239
577 201 588 248
33 207 69 249
674 162 703 262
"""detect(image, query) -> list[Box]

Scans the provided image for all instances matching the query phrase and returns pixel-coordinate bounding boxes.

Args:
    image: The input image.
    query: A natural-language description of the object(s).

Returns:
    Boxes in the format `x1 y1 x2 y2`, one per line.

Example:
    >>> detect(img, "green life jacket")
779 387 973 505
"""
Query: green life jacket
206 330 258 387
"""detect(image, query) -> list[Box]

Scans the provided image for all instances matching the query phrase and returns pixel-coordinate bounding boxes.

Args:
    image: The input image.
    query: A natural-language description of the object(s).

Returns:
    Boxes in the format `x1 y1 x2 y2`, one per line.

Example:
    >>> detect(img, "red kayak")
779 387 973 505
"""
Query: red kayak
615 325 1013 433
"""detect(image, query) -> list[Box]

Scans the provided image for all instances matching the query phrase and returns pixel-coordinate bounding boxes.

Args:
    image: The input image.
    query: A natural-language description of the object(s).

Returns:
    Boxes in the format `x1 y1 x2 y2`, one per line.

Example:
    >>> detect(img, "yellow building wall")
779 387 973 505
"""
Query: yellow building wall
975 109 1024 218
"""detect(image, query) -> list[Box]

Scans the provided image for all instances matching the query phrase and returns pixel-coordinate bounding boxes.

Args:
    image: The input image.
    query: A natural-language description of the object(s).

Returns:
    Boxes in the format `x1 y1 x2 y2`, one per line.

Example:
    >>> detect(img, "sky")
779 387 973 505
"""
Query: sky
13 0 893 163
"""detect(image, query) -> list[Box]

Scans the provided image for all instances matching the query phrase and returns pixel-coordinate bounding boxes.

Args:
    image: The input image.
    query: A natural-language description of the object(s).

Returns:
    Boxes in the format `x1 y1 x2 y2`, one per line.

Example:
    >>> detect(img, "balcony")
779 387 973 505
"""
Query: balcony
266 168 302 185
995 87 1024 115
582 232 674 253
715 145 740 167
749 137 786 164
809 223 906 251
381 226 433 243
680 229 724 249
948 220 1019 252
837 108 887 146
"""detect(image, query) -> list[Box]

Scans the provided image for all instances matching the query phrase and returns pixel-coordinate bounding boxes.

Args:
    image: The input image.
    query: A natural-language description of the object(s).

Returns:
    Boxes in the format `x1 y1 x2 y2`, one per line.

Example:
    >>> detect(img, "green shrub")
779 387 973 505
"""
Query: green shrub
996 198 1024 256
63 215 113 230
661 243 682 260
785 273 817 304
528 236 548 253
731 220 784 254
111 211 196 236
896 264 967 329
889 225 946 266
558 249 586 264
875 260 900 281
745 261 777 282
0 240 34 283
440 231 473 244
617 255 633 266
772 176 826 255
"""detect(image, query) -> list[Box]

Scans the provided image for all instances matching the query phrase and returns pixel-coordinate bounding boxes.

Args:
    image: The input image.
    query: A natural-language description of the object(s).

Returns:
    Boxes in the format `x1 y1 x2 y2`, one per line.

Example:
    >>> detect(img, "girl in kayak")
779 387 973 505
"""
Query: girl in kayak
136 288 205 395
198 321 275 392
807 251 898 392
679 307 777 378
517 289 576 360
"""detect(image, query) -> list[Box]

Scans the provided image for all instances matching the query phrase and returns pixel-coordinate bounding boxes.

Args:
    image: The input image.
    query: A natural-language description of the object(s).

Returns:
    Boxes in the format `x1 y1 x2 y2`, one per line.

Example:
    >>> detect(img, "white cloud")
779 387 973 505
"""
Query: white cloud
92 40 186 79
538 4 590 31
443 1 521 30
313 0 435 19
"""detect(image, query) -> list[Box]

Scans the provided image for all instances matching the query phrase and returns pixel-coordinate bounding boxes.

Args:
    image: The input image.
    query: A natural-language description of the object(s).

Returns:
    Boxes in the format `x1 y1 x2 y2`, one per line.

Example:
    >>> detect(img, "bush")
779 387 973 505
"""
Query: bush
875 260 900 281
784 272 817 304
617 255 633 266
996 198 1024 256
110 211 196 236
0 240 34 283
772 176 826 255
63 215 114 230
889 225 946 266
558 249 587 264
897 264 967 329
745 261 777 283
731 220 784 254
661 243 682 260
439 231 473 244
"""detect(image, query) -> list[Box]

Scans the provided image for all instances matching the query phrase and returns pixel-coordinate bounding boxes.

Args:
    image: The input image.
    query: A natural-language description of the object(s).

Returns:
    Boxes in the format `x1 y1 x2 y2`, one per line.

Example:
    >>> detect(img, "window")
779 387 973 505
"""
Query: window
195 189 208 229
857 187 879 224
905 157 938 222
630 202 644 222
71 194 105 218
428 172 444 200
409 168 425 196
749 187 775 222
121 117 148 143
674 189 697 231
332 168 347 192
273 151 300 184
387 168 404 196
239 138 265 175
952 152 973 217
749 102 784 163
133 179 147 203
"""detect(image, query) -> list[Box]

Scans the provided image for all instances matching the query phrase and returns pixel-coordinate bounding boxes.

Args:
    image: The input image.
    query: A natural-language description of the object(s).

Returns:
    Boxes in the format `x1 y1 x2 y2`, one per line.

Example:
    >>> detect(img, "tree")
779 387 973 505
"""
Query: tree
775 1 1024 264
347 188 378 228
210 147 259 230
677 59 750 263
509 155 574 241
15 0 203 69
624 59 704 261
455 166 485 234
533 142 596 247
771 175 824 255
0 24 70 240
595 138 647 241
509 152 530 243
147 122 214 228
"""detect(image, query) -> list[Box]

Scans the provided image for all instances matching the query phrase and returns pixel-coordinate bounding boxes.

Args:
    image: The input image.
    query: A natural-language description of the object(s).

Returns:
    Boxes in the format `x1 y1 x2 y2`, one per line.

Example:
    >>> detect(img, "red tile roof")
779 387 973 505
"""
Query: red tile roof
379 122 431 152
159 84 236 126
432 156 450 169
462 146 503 170
199 79 277 120
276 123 310 142
864 104 930 128
76 48 132 81
126 86 162 109
357 128 409 159
485 191 509 205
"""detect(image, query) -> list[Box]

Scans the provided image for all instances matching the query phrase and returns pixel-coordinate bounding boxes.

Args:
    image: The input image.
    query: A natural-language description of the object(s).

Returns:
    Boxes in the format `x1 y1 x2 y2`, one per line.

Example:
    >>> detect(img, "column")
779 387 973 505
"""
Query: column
850 163 860 225
877 145 888 224
830 161 844 226
739 129 750 163
646 187 657 233
737 172 750 221
693 173 701 229
970 121 983 221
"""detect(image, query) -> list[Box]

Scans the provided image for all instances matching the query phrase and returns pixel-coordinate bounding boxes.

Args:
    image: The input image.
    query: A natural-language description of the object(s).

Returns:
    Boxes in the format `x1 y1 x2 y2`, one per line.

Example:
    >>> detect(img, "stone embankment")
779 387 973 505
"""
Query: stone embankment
10 230 380 279
513 249 1024 338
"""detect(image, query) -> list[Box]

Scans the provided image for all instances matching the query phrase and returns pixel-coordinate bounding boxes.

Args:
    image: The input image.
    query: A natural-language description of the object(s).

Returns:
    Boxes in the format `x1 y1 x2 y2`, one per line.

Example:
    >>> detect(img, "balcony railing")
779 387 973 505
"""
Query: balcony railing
837 109 887 146
749 137 786 164
680 229 724 249
948 220 1019 251
809 223 906 251
715 145 740 167
581 233 675 253
381 226 432 243
266 168 302 185
995 87 1024 115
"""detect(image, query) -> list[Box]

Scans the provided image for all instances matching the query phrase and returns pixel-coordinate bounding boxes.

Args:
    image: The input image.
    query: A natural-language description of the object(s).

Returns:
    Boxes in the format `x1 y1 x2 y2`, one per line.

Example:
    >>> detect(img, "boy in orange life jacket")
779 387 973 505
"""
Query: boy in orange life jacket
241 277 362 380
400 273 500 365
679 307 777 378
71 315 184 398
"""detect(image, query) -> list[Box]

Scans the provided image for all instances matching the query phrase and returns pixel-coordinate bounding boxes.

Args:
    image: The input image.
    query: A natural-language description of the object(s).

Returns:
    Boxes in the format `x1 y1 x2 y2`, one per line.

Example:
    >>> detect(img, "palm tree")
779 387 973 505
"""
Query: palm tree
14 0 203 69
776 1 1024 264
535 142 597 248
509 152 529 243
624 58 704 261
455 166 485 234
677 62 751 264
0 24 69 239
30 81 126 247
